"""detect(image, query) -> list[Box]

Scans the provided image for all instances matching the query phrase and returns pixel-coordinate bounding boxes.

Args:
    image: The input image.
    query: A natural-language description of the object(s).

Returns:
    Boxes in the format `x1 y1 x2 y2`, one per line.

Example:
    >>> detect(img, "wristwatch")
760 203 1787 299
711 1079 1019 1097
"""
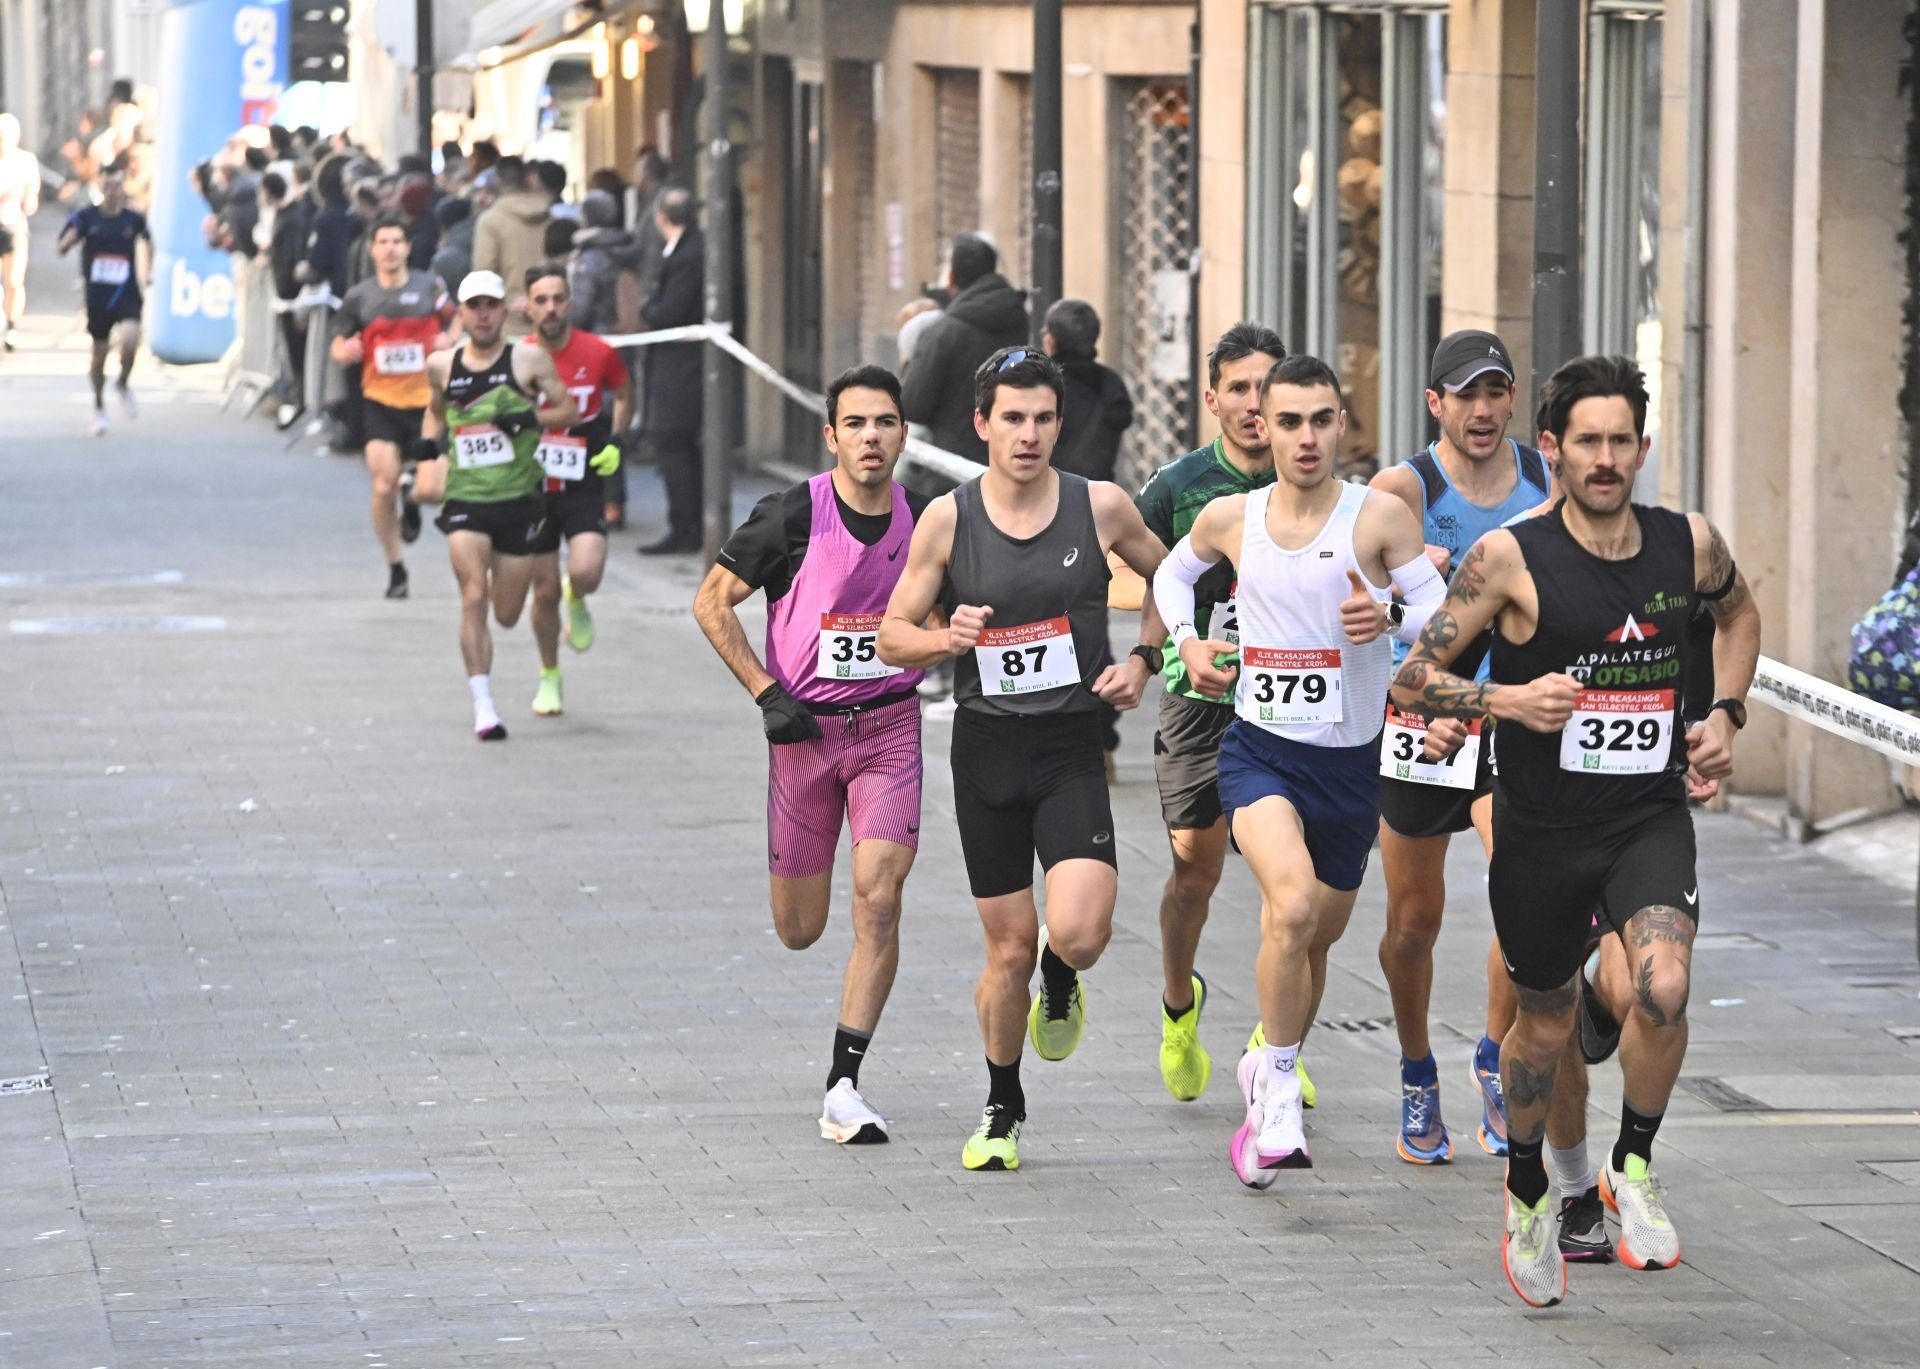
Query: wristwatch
1709 697 1748 730
1130 643 1164 674
1383 601 1406 627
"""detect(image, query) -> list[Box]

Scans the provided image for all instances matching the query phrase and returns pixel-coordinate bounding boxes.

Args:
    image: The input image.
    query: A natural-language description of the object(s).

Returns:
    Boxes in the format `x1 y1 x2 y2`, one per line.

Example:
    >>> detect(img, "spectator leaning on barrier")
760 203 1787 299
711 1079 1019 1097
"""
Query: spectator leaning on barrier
472 155 554 323
900 232 1028 464
1043 297 1134 483
638 186 705 555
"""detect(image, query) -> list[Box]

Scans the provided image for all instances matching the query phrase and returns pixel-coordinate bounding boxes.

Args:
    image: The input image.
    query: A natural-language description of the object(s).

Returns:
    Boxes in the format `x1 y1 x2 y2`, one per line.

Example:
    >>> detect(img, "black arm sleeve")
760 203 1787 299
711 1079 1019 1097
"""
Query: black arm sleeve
715 486 811 602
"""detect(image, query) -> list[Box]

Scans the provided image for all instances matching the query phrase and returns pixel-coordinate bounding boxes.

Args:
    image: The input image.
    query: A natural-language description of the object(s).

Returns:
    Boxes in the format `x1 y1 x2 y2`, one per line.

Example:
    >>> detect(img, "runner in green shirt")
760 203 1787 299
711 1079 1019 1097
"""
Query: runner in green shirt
1128 323 1300 1106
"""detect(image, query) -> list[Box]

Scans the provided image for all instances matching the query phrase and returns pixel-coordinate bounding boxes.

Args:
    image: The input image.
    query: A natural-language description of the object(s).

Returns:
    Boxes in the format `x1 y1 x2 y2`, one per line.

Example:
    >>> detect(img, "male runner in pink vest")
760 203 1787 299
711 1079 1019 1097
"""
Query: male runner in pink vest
694 365 930 1146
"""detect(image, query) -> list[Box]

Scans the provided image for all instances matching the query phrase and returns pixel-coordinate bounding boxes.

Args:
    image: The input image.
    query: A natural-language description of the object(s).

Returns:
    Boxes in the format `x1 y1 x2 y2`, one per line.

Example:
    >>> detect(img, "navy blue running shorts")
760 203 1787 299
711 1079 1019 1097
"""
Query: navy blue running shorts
1217 720 1381 891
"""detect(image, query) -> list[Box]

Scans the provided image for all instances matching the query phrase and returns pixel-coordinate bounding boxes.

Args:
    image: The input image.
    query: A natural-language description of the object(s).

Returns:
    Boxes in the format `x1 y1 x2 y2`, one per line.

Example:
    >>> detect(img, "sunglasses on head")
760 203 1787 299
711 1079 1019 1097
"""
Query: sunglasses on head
997 349 1032 372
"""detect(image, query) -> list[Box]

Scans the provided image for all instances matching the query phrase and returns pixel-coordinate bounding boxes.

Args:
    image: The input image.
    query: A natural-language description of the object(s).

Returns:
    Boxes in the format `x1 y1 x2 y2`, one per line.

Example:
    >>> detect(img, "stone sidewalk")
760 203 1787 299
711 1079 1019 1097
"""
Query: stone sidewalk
3 250 1920 1366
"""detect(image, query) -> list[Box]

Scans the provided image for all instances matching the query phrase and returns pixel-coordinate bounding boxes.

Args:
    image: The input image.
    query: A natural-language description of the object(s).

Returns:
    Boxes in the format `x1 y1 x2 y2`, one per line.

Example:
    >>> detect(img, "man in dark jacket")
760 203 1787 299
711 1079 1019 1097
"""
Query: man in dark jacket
639 188 706 554
900 233 1028 463
264 171 312 420
1043 297 1134 482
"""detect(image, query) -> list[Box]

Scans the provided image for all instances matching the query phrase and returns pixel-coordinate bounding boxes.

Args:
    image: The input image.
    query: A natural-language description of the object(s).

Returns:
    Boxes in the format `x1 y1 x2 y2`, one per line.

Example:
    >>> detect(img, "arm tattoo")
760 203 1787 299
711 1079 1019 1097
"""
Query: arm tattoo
1448 541 1491 606
1394 608 1498 717
1702 523 1751 620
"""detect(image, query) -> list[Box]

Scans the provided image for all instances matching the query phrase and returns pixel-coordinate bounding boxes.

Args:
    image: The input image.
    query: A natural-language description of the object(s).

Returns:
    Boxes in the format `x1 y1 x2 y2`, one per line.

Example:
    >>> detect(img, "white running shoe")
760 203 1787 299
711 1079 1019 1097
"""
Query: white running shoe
1228 1049 1277 1188
1503 1186 1567 1307
89 408 108 437
1254 1071 1312 1171
116 383 137 419
818 1079 888 1144
1602 1153 1682 1270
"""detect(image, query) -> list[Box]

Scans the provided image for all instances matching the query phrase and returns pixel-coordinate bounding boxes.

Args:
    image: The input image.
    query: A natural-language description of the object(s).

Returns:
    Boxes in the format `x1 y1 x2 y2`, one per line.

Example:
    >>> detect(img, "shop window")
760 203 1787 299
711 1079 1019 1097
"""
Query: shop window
1247 2 1446 478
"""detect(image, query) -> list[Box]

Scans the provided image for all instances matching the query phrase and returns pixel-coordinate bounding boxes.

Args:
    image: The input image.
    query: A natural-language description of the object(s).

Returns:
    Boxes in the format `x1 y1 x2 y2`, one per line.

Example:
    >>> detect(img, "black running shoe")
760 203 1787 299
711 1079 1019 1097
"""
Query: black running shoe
1558 1186 1613 1262
385 568 409 600
1578 963 1621 1064
401 499 422 543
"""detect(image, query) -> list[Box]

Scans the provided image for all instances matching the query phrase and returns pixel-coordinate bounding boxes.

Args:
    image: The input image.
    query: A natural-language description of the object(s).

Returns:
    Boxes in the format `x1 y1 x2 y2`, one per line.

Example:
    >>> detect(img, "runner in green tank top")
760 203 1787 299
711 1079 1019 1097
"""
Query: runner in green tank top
412 270 579 741
1121 324 1309 1108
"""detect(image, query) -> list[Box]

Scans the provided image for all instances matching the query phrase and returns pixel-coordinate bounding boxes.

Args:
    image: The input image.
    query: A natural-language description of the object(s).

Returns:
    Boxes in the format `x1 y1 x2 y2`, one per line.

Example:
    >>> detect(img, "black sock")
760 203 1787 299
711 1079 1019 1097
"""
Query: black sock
1163 992 1194 1021
986 1056 1024 1117
1507 1136 1550 1207
1040 943 1076 997
827 1024 870 1090
1612 1101 1664 1171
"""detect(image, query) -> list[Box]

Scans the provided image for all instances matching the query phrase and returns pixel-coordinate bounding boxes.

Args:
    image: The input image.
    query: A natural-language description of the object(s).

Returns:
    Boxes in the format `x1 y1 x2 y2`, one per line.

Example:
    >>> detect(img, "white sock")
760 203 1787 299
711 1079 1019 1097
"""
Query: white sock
1548 1140 1594 1198
1265 1042 1301 1091
468 674 494 706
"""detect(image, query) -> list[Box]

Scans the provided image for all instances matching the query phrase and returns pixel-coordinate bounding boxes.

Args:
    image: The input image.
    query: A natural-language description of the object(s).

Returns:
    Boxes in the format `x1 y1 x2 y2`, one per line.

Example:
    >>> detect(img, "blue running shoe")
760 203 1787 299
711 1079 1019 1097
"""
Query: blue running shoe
1396 1079 1451 1164
1474 1052 1509 1157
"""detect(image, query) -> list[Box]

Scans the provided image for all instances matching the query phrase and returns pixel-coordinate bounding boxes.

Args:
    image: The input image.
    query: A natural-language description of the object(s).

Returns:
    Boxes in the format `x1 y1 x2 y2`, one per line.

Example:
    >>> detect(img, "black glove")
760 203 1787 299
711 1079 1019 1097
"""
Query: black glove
494 407 540 440
408 436 443 464
756 682 823 745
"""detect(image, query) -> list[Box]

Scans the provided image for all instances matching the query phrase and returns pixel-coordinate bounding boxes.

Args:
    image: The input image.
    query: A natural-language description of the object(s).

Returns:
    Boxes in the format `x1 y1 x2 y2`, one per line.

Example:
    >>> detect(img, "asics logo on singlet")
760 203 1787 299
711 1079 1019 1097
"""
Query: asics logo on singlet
1091 831 1111 845
1605 613 1660 643
1062 547 1080 567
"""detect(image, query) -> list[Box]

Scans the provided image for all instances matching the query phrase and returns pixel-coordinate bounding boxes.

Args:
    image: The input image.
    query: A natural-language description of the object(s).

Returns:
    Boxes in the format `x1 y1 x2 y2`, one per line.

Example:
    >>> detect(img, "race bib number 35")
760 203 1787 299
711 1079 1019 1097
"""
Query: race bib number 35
1380 705 1482 789
1239 647 1343 726
1559 689 1675 775
816 613 901 680
976 616 1080 696
535 432 587 481
453 424 513 469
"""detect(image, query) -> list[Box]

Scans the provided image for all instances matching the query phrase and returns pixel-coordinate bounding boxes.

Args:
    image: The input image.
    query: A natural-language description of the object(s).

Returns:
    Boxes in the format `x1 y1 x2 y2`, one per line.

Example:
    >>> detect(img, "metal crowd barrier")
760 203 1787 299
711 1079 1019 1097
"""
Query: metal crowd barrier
220 255 281 415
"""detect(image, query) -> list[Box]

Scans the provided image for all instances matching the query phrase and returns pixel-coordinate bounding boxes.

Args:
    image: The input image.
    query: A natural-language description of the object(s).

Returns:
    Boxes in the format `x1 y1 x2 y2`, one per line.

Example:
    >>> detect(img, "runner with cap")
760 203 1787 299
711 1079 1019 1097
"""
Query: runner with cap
1153 354 1446 1184
413 270 579 739
1367 330 1552 1166
878 346 1170 1173
694 364 929 1146
1393 354 1760 1306
331 213 453 599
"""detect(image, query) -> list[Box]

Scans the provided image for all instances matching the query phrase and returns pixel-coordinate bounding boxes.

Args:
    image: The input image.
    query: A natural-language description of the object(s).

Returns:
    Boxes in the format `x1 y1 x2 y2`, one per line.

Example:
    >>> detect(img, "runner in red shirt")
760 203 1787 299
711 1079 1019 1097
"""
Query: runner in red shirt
523 264 631 716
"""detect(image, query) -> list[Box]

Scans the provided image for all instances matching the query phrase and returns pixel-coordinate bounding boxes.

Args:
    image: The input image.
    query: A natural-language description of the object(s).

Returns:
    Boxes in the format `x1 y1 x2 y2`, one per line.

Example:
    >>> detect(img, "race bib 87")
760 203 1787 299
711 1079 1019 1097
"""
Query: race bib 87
976 617 1080 696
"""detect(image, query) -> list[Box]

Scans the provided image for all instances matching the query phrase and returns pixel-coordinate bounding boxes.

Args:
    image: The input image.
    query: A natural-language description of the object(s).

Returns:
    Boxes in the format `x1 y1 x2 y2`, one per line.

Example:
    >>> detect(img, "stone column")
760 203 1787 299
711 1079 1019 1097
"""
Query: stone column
1784 0 1906 826
1439 0 1537 404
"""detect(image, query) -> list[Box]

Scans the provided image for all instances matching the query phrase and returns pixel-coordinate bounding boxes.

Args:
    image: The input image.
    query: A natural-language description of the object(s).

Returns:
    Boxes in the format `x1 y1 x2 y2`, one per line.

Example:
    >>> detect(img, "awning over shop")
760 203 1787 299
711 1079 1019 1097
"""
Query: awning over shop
469 0 592 56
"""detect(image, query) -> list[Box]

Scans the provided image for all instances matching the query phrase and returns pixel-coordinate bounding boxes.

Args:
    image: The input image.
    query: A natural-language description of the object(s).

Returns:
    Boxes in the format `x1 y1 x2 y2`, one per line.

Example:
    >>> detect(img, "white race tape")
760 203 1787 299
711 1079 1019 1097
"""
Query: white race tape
597 321 985 486
1752 657 1920 764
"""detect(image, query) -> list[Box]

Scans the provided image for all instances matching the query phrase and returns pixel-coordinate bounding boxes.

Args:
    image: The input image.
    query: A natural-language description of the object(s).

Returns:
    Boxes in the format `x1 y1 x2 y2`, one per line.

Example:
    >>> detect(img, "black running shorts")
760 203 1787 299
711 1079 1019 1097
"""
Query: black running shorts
1152 691 1233 831
363 399 425 449
85 295 141 341
530 481 609 553
951 708 1116 899
1380 733 1496 839
1488 794 1699 991
435 495 547 556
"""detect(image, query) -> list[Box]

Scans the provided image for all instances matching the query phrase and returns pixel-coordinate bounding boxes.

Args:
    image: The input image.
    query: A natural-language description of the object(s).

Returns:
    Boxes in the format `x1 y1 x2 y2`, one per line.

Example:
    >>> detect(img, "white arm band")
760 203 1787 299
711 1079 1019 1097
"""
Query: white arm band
1152 534 1218 649
1388 554 1447 646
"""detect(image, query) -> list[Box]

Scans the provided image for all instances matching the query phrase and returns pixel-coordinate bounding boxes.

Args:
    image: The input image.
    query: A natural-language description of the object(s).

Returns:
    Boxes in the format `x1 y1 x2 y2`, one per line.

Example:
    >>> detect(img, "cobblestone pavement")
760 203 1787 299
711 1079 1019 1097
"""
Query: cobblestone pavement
4 221 1920 1367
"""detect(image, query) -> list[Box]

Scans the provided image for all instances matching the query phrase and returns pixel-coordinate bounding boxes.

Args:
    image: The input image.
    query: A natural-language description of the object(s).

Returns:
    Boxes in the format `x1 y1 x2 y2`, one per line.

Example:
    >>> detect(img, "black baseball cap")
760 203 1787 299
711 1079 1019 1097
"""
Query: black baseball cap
1428 330 1516 393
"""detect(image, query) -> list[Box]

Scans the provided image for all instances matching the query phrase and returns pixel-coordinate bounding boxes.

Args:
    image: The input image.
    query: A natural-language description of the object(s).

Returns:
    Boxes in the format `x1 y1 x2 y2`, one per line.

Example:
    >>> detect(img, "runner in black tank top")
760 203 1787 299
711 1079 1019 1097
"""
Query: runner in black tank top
877 348 1171 1174
1389 356 1760 1305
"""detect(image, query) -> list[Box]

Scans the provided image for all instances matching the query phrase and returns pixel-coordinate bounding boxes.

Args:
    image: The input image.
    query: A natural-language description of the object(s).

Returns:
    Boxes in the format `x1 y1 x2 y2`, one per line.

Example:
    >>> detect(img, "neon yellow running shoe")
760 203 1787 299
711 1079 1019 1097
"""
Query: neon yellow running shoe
961 1104 1022 1171
532 669 564 717
1029 975 1086 1061
1159 973 1211 1101
564 576 595 652
1245 1022 1316 1108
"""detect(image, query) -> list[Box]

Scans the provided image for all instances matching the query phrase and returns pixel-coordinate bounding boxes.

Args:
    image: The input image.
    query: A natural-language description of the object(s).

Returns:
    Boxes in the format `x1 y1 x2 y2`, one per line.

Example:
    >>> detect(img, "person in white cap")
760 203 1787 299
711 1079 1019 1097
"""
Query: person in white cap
410 270 578 739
